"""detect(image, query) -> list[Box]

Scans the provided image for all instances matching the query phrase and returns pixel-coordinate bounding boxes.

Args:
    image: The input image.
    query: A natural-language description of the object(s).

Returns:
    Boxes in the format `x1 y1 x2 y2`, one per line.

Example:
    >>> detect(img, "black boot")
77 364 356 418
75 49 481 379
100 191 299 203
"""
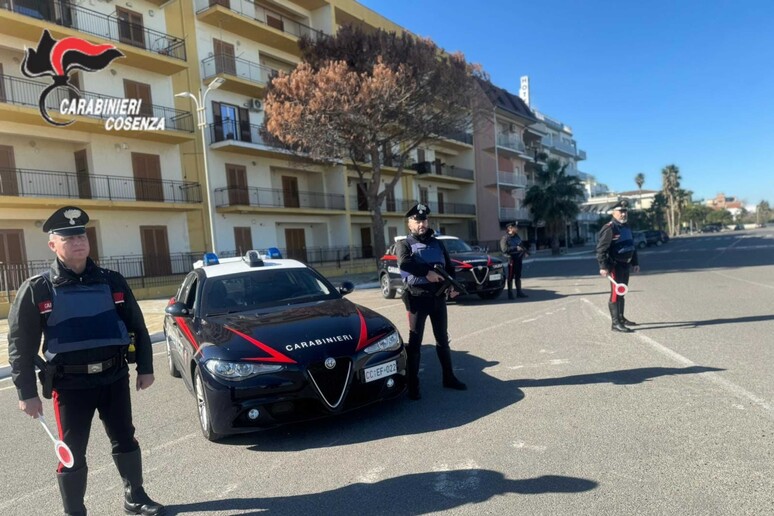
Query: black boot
113 449 164 516
406 348 421 400
516 280 528 298
609 302 633 333
507 289 514 300
57 467 88 516
619 298 637 326
436 347 467 390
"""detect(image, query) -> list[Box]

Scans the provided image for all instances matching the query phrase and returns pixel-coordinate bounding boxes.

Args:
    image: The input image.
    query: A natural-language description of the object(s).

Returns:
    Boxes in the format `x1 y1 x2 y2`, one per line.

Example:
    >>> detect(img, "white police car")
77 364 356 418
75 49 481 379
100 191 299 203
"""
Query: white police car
164 250 406 441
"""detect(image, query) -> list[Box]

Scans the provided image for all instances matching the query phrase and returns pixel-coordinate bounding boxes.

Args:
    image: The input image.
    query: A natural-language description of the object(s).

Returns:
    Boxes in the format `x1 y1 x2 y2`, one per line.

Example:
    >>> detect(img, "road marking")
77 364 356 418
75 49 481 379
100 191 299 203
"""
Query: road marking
455 298 576 342
710 270 774 290
581 298 773 418
511 441 547 452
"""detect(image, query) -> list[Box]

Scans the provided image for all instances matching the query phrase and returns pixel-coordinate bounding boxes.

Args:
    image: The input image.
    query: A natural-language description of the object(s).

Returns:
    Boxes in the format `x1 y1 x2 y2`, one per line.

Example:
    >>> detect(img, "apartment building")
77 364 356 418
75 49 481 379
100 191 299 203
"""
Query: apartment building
0 0 208 294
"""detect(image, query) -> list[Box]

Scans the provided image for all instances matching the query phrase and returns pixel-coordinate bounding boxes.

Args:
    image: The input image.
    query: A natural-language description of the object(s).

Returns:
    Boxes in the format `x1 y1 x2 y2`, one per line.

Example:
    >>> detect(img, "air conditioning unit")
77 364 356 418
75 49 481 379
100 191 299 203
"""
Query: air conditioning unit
249 98 263 111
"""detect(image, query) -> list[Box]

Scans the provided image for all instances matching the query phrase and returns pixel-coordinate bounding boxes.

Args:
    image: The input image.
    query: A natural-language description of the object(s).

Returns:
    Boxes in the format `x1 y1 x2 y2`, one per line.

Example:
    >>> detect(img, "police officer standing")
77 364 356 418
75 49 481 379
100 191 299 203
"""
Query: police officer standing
396 203 467 400
500 222 529 300
8 207 164 515
595 200 640 333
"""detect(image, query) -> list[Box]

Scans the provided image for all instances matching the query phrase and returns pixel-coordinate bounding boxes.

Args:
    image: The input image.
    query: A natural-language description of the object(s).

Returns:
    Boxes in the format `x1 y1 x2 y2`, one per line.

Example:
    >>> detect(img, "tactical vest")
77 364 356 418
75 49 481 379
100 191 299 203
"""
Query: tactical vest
609 222 636 263
400 234 447 288
503 234 525 257
43 279 130 354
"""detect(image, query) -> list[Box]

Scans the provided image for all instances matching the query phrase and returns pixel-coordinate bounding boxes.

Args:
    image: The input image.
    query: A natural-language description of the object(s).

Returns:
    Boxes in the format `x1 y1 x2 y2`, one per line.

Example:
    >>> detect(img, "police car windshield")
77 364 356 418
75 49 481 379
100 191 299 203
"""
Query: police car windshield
442 239 474 254
203 268 339 315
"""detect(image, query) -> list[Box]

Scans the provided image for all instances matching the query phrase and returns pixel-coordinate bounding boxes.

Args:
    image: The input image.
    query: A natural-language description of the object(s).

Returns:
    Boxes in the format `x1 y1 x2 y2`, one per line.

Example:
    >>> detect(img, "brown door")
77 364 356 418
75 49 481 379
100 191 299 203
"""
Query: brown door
140 226 171 276
226 164 248 205
282 176 300 208
131 152 164 202
360 227 373 259
213 39 236 76
123 79 153 117
266 12 284 31
0 63 6 102
284 228 306 262
74 149 91 199
117 7 145 49
437 192 445 214
0 229 26 290
234 227 253 254
86 226 99 262
0 145 18 196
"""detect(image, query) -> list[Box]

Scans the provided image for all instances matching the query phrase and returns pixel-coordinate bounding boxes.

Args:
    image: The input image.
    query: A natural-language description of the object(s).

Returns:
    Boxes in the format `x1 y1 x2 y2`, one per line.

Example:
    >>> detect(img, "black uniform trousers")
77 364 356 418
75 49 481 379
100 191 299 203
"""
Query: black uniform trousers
52 373 138 473
405 294 451 352
506 255 524 293
608 262 630 303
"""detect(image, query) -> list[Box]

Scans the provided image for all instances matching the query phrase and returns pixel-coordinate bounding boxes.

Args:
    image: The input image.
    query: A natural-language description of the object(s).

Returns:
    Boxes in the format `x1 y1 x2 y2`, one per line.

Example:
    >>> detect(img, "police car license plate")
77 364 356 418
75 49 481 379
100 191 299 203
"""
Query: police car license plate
489 273 501 281
364 360 397 383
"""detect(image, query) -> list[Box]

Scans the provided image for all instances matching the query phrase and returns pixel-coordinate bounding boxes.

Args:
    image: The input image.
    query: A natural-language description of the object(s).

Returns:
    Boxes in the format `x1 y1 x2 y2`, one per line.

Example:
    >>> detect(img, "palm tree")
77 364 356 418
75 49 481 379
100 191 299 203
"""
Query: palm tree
674 188 691 234
635 172 645 209
524 158 585 255
661 164 681 236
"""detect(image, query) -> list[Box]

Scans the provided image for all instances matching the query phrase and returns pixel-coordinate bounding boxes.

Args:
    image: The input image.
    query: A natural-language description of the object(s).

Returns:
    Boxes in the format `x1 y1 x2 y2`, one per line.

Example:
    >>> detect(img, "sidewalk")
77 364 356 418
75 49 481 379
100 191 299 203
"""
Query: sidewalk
1 255 590 378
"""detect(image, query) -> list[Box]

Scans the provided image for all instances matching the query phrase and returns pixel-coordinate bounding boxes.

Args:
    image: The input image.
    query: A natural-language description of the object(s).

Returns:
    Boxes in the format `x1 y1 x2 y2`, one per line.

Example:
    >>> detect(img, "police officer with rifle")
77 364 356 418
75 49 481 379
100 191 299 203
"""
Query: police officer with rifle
396 203 467 400
8 206 164 515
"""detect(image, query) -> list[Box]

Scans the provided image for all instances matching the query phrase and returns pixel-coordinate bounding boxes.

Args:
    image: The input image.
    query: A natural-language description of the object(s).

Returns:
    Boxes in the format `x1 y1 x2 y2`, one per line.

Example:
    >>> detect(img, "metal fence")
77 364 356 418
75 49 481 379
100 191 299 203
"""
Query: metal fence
2 0 186 60
214 186 345 210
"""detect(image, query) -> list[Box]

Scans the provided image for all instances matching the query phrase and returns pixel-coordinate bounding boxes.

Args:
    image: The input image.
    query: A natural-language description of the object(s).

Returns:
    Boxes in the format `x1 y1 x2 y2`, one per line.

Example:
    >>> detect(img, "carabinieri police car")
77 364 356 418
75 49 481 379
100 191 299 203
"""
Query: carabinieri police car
164 250 406 441
378 235 506 300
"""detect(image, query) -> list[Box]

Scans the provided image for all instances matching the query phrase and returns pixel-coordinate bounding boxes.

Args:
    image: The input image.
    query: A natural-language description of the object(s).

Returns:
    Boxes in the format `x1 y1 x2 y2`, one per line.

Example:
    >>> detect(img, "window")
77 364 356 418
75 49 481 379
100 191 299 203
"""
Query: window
226 164 248 205
212 101 251 142
117 7 145 49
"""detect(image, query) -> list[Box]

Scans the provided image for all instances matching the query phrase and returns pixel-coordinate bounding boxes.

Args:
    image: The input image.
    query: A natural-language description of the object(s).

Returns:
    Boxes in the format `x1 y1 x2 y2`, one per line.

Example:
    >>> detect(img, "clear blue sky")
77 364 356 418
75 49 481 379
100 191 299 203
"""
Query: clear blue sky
359 0 774 207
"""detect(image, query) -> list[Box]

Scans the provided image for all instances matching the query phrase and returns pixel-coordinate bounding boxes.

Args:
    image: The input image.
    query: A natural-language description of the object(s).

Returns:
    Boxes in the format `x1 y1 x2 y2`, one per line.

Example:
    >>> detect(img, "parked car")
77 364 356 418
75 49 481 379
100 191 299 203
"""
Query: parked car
164 251 406 441
632 231 647 249
378 235 506 300
701 224 722 233
642 230 668 246
733 224 744 231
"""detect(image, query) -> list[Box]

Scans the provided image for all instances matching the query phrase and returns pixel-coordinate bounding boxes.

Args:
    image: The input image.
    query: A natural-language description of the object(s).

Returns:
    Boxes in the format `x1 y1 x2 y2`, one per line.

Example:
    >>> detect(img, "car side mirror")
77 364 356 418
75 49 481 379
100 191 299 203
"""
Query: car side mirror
338 281 355 296
165 302 191 317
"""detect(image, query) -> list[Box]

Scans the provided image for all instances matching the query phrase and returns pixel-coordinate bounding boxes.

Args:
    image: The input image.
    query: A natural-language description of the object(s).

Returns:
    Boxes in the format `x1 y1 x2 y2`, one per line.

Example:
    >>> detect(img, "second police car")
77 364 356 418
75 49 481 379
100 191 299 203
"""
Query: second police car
164 250 406 441
378 235 506 300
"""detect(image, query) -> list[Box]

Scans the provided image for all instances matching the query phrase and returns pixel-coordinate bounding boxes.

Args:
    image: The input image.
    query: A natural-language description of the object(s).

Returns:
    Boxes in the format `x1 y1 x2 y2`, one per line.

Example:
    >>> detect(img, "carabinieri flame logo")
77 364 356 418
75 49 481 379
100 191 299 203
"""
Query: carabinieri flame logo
21 30 124 126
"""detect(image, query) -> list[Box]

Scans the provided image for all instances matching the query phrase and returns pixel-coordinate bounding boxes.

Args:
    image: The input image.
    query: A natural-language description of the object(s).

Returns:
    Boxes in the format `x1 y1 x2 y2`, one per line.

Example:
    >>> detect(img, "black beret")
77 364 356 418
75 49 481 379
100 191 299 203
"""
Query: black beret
612 199 630 211
42 206 89 236
405 203 430 220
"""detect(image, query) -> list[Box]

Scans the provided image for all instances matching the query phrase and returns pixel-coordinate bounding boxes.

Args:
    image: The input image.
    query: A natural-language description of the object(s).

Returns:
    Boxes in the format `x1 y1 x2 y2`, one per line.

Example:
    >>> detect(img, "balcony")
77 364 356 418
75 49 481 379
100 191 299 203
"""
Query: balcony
0 166 202 204
201 55 277 96
206 121 294 157
499 207 530 221
0 73 194 143
194 0 324 56
495 133 532 159
411 161 474 182
427 201 476 216
215 186 345 212
350 195 414 214
434 129 473 150
577 149 587 161
543 137 581 158
497 171 528 189
0 0 187 74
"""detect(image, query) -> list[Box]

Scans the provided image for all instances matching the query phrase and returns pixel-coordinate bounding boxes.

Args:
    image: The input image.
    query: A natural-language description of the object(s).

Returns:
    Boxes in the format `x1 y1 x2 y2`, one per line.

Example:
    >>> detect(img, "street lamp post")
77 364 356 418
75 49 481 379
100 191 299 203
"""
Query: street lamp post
175 77 225 253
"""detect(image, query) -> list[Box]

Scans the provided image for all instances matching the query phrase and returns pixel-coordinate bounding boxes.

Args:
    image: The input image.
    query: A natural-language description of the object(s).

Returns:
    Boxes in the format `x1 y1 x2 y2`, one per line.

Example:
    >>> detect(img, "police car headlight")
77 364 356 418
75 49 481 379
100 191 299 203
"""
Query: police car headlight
204 359 284 381
363 331 401 354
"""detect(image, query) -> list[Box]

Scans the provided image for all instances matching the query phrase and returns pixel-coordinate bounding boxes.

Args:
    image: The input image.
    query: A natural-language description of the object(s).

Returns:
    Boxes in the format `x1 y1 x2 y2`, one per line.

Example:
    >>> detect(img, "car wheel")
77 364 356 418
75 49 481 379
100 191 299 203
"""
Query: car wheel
166 334 181 378
194 368 222 442
477 288 504 300
638 242 646 249
380 273 396 299
655 240 662 246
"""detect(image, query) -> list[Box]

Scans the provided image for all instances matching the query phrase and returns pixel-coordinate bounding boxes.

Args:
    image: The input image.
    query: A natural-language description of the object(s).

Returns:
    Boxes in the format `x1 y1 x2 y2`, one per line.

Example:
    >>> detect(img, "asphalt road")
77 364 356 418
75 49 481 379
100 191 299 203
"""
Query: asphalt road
1 228 773 515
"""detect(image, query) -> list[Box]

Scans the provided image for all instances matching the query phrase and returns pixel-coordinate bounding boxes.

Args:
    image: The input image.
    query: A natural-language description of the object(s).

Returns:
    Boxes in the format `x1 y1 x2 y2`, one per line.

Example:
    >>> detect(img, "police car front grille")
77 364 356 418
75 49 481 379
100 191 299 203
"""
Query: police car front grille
307 358 352 409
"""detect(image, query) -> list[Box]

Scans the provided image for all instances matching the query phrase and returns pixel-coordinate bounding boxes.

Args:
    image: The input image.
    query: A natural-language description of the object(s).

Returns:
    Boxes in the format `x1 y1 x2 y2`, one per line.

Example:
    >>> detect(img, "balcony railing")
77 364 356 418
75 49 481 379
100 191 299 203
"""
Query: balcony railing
0 166 202 203
577 149 587 160
2 0 186 60
412 161 474 181
350 196 414 214
215 186 345 210
438 129 473 145
206 121 290 150
426 201 475 216
0 74 194 132
220 244 375 266
201 54 278 85
499 207 530 221
497 171 528 188
194 0 324 42
496 133 526 153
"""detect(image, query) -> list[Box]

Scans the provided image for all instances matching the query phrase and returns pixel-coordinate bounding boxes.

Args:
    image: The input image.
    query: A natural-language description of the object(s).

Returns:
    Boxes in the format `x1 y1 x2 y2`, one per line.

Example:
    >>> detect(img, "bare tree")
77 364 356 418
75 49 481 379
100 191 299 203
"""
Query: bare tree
264 25 484 259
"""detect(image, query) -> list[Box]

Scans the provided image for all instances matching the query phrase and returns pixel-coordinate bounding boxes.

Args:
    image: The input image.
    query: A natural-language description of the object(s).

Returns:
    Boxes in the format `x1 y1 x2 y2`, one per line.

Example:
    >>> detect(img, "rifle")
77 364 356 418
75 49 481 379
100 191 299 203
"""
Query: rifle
433 264 469 297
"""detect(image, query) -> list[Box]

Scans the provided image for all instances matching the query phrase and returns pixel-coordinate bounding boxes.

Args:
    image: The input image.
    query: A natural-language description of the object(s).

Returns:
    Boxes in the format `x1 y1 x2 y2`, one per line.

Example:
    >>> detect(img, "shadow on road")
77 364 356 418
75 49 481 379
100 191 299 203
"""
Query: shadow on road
514 365 724 387
221 348 524 451
163 470 598 515
634 314 774 329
